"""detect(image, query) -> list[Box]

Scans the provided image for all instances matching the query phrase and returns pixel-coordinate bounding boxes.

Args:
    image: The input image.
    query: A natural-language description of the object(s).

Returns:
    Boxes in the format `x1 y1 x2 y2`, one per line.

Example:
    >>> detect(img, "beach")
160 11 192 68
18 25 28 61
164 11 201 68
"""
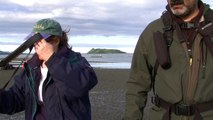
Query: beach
0 68 131 120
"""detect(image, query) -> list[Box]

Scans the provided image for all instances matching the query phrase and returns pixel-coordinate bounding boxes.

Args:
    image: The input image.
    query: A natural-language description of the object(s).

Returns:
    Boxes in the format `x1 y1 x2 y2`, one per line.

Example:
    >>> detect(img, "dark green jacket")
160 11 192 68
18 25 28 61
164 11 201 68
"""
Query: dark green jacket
125 4 213 120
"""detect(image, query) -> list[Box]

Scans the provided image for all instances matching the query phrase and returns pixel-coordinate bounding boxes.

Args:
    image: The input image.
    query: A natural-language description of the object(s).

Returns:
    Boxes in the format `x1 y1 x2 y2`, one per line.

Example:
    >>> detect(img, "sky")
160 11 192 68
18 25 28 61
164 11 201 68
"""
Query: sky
0 0 212 53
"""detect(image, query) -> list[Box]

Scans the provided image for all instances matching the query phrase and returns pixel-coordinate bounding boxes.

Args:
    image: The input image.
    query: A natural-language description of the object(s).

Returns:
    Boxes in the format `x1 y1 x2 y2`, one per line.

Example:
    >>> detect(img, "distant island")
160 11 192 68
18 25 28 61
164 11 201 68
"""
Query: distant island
0 51 9 55
87 48 126 54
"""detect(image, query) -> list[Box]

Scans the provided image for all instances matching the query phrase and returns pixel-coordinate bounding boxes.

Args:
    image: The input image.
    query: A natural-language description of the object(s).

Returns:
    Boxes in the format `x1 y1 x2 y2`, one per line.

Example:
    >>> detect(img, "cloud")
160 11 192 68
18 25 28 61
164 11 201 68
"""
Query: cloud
0 0 166 37
0 0 212 53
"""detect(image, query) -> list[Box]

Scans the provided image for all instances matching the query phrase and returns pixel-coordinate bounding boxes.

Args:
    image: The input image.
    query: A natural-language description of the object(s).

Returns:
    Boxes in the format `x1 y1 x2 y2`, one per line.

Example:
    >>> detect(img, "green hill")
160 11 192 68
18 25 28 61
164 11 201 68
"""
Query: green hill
87 48 126 54
0 51 9 55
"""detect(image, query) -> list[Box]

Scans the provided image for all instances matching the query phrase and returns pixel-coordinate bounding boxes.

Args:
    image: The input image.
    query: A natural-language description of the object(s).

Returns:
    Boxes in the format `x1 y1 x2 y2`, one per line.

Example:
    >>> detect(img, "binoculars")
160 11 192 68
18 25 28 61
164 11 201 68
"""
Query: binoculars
0 33 43 67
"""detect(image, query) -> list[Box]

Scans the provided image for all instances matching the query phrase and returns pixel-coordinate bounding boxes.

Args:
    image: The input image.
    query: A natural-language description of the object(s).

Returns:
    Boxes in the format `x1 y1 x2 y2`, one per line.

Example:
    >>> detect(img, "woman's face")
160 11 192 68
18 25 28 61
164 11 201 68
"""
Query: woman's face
34 37 59 61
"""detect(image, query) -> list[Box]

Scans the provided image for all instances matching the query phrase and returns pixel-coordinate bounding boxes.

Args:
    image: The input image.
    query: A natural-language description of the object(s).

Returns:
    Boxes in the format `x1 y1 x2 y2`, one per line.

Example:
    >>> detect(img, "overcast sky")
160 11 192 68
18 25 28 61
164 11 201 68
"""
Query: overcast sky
0 0 212 53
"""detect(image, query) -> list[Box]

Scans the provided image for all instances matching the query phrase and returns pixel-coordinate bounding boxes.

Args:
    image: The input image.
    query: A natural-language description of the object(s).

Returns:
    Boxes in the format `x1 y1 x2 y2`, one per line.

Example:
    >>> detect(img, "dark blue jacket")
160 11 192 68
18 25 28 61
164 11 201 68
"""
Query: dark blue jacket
0 47 98 120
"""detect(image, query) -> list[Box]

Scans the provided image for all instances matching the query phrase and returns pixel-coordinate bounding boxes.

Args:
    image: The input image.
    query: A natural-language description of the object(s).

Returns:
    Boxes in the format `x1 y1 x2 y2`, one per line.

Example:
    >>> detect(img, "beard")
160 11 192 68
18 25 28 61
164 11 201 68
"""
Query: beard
171 6 190 17
170 2 197 18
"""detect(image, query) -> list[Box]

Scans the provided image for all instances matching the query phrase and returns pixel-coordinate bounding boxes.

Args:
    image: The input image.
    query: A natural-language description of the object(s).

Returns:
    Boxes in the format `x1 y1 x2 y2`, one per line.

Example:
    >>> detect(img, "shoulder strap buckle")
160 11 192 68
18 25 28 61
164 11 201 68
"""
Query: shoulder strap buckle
180 22 197 29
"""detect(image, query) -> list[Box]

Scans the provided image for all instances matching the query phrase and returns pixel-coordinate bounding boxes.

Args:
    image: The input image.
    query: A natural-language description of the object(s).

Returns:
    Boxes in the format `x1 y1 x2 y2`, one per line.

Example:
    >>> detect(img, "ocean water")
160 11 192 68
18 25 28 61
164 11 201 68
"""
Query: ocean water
82 53 132 69
0 53 133 69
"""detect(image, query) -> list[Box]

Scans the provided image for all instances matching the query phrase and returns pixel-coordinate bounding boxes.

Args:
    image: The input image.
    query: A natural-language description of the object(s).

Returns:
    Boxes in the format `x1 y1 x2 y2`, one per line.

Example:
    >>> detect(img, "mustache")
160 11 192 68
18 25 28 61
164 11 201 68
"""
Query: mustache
171 0 184 6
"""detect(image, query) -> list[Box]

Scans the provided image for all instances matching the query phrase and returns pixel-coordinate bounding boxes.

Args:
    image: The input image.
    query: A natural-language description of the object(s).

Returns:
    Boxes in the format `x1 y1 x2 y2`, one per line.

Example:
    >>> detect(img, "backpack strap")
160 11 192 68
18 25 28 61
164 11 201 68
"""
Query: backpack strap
152 11 174 94
153 11 174 70
162 11 174 46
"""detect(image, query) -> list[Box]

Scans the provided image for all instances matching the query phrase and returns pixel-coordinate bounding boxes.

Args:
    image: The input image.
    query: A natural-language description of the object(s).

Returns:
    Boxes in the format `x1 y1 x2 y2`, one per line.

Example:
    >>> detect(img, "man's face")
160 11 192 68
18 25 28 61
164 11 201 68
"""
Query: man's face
167 0 198 18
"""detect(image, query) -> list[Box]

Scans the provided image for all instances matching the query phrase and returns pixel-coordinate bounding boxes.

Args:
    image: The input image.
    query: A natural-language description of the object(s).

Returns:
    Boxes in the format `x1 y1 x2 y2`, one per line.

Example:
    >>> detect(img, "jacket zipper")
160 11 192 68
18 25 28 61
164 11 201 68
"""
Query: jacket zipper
42 72 52 105
185 34 202 103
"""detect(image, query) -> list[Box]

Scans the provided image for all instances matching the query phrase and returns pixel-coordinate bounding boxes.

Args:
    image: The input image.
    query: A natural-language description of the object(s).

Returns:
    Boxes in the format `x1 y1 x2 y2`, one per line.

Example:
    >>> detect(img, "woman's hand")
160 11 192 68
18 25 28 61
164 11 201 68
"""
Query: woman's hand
34 39 56 62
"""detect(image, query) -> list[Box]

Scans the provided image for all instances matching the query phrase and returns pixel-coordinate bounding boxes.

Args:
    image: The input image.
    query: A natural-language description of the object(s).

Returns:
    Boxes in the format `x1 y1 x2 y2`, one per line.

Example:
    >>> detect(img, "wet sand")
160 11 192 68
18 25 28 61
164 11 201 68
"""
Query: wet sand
0 68 130 120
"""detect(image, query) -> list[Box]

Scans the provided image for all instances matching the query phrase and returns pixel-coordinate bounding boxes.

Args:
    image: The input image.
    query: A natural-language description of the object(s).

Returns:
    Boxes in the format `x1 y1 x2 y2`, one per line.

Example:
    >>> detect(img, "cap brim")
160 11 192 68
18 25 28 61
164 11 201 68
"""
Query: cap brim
24 32 51 41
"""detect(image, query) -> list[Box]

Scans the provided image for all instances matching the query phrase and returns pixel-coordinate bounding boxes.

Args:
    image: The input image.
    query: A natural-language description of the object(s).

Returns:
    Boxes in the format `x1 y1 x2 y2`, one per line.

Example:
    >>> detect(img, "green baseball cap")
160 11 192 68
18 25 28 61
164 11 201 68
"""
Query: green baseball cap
24 18 63 42
32 18 63 37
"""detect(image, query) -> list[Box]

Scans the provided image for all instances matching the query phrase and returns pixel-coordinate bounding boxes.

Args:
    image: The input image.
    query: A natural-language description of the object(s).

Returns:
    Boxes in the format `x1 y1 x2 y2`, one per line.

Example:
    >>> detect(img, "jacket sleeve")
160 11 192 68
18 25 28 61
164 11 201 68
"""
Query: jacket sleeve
124 32 153 120
45 52 98 98
0 69 25 114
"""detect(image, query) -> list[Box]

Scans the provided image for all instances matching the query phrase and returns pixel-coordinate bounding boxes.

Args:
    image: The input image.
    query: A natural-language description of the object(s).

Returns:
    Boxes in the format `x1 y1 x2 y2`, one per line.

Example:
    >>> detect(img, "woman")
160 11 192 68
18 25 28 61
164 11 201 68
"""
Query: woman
0 18 98 120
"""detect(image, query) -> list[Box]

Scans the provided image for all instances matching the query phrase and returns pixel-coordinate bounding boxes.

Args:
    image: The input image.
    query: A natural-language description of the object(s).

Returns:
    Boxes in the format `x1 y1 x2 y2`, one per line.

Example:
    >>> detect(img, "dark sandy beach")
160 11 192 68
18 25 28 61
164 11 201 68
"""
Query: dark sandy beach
0 68 131 120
